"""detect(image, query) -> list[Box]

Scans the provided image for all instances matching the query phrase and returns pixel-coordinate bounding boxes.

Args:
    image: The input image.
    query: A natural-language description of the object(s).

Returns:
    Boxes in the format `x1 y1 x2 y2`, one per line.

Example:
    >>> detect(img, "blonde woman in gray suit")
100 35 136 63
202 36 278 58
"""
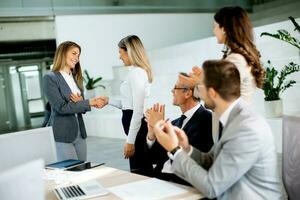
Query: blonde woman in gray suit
99 35 153 176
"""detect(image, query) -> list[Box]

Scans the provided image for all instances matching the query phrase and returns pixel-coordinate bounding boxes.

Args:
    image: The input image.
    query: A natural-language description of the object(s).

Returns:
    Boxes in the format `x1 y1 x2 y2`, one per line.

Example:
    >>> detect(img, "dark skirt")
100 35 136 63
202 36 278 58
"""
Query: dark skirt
122 110 153 176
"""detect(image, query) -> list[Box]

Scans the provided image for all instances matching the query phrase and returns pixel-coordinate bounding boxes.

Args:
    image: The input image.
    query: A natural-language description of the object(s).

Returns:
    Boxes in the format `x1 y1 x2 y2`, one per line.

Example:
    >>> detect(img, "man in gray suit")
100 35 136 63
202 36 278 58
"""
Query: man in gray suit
153 60 283 199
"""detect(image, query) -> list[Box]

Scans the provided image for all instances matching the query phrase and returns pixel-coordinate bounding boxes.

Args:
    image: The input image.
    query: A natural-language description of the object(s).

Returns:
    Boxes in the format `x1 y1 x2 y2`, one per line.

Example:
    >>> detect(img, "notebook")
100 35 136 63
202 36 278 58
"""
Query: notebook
46 159 84 170
53 180 108 200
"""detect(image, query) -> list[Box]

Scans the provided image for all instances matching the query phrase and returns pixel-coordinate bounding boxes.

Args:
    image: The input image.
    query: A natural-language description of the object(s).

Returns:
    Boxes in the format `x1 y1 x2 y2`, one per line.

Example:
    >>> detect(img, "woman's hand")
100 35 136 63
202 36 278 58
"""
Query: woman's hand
89 96 108 108
70 93 83 102
124 143 135 159
98 96 109 105
178 66 202 88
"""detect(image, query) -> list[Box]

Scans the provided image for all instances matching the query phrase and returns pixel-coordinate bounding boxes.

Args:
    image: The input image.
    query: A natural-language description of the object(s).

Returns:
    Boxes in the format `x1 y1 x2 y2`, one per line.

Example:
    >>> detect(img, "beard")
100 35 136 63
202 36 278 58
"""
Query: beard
203 99 216 111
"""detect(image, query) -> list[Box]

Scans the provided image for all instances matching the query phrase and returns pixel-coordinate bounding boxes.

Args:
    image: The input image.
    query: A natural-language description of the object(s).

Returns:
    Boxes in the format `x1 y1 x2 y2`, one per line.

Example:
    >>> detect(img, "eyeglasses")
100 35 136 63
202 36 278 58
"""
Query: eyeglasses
173 87 189 90
172 85 192 91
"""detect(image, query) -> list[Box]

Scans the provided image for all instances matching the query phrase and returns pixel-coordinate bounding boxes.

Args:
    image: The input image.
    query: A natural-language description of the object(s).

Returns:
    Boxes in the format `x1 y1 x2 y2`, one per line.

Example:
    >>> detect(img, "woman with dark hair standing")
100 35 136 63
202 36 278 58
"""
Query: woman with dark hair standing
43 41 101 161
181 6 265 104
99 35 153 175
179 6 265 143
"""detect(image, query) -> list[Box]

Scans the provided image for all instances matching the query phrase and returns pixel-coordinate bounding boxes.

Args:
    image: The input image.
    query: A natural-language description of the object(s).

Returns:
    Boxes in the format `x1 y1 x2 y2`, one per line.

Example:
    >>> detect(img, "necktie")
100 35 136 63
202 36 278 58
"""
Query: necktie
218 121 223 140
177 115 187 128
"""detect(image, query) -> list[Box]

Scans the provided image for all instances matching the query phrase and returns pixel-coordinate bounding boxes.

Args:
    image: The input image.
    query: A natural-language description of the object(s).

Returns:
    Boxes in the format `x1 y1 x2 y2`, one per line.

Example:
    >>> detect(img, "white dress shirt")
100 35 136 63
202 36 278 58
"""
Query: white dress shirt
60 71 81 95
171 98 242 163
109 66 151 144
219 97 241 128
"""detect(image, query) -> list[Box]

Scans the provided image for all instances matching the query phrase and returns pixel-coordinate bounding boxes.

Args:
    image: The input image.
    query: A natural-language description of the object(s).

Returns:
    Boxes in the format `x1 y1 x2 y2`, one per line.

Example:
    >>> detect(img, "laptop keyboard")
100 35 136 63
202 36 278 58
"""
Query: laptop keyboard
55 185 86 199
54 180 108 200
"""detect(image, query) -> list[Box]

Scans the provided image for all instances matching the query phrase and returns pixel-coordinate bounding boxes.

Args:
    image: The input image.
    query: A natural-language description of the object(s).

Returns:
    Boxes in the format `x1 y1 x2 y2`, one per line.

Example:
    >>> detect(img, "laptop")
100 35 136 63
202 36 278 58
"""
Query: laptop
53 180 108 200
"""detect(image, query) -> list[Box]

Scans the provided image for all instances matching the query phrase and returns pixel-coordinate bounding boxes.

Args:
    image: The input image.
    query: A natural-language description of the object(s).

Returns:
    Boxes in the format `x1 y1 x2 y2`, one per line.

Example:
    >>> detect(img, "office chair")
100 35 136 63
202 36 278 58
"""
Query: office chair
0 127 57 171
282 115 300 200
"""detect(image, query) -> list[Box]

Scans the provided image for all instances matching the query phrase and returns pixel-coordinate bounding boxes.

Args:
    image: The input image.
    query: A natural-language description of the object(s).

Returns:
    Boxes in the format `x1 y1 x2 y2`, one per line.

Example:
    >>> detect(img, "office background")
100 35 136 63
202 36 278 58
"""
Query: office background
0 0 299 153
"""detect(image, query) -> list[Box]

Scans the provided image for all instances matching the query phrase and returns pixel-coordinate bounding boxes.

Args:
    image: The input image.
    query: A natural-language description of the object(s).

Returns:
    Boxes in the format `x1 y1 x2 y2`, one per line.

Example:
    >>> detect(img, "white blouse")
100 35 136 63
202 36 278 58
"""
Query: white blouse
225 53 256 104
109 66 151 144
60 71 81 95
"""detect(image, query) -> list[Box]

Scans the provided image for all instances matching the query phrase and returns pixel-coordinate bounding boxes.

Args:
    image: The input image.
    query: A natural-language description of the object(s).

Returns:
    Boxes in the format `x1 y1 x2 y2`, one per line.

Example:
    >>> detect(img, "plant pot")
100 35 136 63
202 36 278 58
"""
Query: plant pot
264 99 283 118
85 89 95 100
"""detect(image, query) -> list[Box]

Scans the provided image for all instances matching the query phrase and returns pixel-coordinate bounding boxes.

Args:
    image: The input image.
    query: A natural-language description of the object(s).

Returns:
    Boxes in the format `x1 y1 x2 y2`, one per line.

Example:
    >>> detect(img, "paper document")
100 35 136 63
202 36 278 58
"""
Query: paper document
107 178 188 200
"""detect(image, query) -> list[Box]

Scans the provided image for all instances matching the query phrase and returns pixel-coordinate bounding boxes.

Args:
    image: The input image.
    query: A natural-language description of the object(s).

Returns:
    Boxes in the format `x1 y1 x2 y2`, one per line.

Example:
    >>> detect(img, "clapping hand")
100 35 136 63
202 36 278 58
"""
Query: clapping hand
153 120 179 152
173 126 190 152
178 66 202 88
145 103 165 141
153 120 190 153
70 93 83 102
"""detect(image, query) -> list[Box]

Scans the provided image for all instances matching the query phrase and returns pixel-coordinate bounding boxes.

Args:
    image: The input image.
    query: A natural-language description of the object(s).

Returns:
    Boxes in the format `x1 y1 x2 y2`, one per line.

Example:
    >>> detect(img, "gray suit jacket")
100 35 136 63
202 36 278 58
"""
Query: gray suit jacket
171 100 283 200
43 72 91 143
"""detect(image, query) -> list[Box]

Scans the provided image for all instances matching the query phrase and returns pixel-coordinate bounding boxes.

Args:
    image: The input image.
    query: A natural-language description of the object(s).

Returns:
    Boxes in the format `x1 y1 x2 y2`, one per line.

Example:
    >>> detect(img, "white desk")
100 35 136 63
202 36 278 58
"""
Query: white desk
45 166 204 200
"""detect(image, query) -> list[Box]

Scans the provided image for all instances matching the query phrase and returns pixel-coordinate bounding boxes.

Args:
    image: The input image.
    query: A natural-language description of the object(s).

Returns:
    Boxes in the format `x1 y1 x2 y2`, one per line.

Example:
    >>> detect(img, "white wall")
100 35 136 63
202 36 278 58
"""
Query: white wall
55 13 214 80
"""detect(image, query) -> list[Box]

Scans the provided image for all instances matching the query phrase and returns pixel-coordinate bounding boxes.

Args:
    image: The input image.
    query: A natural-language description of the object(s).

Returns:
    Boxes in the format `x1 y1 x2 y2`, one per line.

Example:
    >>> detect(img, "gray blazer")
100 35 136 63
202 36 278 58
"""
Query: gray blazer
43 72 91 143
171 100 283 200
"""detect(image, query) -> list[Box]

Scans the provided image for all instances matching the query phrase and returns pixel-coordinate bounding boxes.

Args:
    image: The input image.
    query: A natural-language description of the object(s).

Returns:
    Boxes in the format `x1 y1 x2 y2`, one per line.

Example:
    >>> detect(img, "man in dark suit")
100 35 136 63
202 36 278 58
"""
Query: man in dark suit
145 73 213 184
153 60 282 199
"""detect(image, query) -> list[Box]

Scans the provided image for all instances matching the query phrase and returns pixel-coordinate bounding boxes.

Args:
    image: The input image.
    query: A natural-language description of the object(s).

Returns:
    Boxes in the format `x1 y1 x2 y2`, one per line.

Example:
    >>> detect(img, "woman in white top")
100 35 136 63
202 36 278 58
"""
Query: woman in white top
100 35 153 175
181 6 265 104
43 41 101 161
179 7 265 143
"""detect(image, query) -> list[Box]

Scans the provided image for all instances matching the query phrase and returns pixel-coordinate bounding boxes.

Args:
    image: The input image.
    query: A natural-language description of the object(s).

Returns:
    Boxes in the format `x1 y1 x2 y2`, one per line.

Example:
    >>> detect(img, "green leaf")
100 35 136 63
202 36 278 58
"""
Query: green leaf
83 70 105 90
263 60 300 101
260 29 300 50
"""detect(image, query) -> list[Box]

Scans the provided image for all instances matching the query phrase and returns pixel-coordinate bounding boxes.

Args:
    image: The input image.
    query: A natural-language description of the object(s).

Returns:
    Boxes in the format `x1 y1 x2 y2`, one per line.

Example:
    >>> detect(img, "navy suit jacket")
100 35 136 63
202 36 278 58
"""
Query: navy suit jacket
43 72 91 143
148 105 213 175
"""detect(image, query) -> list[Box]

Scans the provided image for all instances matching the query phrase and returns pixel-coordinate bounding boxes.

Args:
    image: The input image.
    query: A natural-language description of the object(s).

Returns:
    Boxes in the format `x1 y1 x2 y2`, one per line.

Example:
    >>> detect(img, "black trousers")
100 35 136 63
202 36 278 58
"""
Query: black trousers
122 110 153 176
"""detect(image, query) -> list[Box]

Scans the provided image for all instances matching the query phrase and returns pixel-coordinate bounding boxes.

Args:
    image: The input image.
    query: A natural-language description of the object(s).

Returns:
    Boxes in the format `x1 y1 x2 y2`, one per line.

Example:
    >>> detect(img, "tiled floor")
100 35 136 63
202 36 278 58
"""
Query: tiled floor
86 136 129 171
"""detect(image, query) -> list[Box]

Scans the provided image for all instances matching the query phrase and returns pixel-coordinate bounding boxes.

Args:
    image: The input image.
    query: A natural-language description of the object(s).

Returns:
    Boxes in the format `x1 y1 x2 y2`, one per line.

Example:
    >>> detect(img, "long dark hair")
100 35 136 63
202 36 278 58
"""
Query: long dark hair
214 6 265 88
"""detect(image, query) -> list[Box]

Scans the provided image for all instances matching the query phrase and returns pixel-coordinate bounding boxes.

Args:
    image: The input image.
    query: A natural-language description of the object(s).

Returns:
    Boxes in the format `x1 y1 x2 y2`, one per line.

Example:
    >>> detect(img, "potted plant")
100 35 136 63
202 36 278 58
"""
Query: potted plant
263 61 299 117
83 70 105 99
261 16 300 117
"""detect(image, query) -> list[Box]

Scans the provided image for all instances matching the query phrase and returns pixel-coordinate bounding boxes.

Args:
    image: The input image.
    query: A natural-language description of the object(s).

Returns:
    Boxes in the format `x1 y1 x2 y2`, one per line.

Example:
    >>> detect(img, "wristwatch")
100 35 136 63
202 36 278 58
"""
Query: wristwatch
167 146 182 160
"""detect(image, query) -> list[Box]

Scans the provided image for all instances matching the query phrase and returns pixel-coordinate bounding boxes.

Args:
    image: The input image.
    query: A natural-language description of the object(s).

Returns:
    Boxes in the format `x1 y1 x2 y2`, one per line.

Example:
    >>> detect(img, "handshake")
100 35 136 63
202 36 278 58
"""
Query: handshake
69 93 108 109
89 96 109 109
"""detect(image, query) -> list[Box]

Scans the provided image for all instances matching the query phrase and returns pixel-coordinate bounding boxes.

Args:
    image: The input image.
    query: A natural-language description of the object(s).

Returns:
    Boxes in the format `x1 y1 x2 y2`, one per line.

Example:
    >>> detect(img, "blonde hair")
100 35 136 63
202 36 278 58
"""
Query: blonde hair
52 41 83 90
118 35 153 83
